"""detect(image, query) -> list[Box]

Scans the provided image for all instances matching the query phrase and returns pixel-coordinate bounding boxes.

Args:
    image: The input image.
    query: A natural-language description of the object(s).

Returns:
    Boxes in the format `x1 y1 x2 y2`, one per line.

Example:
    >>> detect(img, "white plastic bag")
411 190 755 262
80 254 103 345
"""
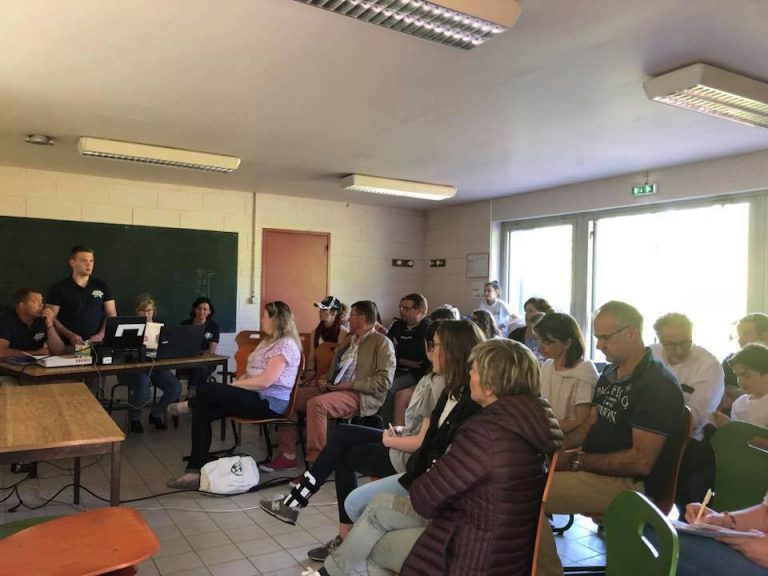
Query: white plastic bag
200 455 260 495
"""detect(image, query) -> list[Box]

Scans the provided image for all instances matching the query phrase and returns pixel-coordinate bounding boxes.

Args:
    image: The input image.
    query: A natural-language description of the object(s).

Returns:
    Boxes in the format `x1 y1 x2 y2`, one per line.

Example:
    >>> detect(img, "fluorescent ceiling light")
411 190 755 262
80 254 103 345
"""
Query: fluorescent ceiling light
293 0 521 49
341 174 456 200
644 63 768 128
77 137 241 173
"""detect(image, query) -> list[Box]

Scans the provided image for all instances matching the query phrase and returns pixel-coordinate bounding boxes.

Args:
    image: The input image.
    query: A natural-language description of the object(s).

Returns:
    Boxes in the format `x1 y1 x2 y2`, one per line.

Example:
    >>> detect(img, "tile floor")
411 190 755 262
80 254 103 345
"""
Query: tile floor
0 384 610 575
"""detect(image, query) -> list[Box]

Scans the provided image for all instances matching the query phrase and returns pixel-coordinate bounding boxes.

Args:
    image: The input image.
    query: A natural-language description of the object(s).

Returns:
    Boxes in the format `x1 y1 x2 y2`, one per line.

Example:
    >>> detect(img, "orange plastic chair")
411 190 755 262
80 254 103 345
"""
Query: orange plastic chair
531 452 558 576
0 507 159 576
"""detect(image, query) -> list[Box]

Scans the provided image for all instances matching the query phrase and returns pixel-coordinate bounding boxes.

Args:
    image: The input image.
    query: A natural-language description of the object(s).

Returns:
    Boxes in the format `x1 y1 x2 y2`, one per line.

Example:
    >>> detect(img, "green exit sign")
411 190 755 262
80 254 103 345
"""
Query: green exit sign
632 183 658 196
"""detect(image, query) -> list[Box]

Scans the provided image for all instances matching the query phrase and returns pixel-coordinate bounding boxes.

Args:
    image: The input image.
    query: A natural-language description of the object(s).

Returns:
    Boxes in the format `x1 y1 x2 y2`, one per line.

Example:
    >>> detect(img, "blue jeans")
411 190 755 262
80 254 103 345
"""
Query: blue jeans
344 473 408 523
120 369 181 421
676 532 767 576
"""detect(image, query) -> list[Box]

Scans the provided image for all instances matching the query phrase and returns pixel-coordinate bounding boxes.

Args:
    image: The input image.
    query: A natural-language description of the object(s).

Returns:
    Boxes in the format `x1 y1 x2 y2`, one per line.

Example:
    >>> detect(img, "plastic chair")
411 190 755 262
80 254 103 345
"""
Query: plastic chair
603 491 679 576
711 420 768 511
0 507 159 576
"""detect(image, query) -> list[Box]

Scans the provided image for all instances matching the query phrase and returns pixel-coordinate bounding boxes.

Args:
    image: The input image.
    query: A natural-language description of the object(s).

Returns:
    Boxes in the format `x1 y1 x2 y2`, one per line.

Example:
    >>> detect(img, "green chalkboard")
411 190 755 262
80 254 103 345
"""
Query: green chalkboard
0 216 238 332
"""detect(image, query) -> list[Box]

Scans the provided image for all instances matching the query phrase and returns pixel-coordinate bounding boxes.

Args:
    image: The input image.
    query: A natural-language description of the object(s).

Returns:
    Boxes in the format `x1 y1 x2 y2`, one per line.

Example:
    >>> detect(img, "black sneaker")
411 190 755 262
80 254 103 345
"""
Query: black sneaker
307 535 343 562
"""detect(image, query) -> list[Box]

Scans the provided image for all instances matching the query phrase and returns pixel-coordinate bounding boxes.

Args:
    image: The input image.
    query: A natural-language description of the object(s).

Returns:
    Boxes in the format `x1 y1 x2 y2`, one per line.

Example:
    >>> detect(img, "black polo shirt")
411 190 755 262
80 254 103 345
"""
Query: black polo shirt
0 311 47 351
46 276 113 340
584 348 684 501
181 318 220 350
388 317 431 378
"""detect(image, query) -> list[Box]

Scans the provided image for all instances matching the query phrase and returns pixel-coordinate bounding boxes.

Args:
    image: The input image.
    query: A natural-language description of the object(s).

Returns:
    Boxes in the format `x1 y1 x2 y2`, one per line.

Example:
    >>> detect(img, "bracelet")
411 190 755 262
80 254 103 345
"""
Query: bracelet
723 511 737 530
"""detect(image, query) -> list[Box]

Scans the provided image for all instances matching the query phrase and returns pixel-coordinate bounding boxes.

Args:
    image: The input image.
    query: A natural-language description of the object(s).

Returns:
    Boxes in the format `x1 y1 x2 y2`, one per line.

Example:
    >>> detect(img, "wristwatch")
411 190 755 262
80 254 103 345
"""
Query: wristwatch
570 452 584 472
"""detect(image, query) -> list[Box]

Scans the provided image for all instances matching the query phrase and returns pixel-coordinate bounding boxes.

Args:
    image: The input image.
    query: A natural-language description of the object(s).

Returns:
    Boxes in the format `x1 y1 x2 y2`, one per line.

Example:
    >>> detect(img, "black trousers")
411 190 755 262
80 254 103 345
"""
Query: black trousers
186 382 280 471
307 423 398 524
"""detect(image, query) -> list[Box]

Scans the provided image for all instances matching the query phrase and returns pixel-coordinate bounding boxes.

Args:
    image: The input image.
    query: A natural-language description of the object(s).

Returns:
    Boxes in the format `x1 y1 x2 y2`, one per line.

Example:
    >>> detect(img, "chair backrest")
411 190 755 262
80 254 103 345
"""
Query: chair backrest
604 491 678 576
711 420 768 511
531 452 558 576
299 332 312 361
281 353 306 417
0 507 159 576
651 406 692 515
233 330 264 378
315 341 339 378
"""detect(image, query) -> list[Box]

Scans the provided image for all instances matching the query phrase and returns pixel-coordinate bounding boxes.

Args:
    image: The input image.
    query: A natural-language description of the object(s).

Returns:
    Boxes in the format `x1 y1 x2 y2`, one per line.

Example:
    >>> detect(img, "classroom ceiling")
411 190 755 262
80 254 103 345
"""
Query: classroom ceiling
2 0 768 209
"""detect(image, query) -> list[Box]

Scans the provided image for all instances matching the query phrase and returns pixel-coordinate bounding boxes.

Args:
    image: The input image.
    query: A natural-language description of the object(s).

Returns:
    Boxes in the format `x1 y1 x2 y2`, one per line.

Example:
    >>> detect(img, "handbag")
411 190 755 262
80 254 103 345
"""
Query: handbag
199 455 260 495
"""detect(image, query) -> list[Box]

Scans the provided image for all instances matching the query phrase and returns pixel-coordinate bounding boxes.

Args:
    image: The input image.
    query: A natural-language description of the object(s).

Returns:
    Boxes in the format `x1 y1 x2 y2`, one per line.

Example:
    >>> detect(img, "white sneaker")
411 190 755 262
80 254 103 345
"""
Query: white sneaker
300 568 321 576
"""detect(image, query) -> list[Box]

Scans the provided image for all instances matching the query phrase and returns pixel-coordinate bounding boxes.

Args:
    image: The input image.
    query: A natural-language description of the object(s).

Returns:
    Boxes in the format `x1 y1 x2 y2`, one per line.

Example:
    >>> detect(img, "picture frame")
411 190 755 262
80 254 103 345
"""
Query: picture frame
465 253 489 278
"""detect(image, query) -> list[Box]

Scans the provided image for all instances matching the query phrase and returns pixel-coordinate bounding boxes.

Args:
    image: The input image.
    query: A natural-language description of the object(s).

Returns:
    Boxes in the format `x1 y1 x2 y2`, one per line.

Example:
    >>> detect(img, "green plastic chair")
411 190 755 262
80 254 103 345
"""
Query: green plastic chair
711 420 768 511
604 491 678 576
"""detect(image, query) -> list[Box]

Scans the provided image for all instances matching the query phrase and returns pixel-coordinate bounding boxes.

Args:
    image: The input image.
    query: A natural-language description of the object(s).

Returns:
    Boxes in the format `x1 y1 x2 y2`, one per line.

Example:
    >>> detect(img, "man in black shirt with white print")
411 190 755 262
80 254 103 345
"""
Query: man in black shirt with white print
46 245 116 346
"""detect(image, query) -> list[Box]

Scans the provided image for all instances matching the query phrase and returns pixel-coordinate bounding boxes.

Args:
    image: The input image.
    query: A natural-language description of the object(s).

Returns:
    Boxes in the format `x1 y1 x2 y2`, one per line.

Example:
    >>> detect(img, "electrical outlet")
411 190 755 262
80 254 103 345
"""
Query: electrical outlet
429 259 446 268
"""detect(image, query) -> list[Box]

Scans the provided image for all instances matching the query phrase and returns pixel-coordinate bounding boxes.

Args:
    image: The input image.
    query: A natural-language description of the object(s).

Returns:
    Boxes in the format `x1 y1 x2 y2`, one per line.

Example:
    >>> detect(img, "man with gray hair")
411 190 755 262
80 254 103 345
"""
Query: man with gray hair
651 312 724 508
651 313 724 441
536 301 685 576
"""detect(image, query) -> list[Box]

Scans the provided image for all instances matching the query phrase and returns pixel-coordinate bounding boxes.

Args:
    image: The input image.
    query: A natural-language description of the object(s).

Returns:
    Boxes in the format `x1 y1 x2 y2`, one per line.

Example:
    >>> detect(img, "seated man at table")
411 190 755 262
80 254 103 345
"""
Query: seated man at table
536 300 685 576
264 300 396 472
0 287 66 370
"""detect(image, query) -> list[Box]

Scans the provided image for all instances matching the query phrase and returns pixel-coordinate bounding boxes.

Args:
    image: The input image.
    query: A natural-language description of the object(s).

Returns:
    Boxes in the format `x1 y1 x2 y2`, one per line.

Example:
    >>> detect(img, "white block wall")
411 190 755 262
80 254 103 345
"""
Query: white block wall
0 166 426 361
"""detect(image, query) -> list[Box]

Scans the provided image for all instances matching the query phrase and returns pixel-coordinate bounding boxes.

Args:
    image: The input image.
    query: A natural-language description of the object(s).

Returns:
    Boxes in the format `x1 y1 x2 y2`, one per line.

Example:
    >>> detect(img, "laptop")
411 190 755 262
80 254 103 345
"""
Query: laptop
103 316 147 351
147 325 204 360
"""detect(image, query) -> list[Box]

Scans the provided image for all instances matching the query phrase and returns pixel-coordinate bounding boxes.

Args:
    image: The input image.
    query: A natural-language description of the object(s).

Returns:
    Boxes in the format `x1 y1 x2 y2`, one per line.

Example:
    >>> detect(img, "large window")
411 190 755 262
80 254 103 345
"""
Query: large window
506 223 573 314
501 197 755 361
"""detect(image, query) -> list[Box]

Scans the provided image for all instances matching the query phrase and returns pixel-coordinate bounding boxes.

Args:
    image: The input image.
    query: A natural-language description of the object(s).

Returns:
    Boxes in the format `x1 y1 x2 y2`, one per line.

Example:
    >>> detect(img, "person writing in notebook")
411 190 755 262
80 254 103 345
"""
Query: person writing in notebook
46 245 116 345
676 494 768 575
0 287 65 359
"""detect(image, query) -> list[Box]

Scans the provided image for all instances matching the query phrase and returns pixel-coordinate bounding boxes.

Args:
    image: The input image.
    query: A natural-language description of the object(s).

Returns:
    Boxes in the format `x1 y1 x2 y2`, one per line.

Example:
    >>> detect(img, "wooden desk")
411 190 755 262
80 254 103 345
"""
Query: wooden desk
0 353 230 386
0 383 125 506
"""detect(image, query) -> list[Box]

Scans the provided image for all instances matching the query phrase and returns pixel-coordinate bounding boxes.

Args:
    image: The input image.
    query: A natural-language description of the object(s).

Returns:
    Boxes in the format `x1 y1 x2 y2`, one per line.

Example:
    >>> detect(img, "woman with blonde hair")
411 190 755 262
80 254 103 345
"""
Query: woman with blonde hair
166 301 302 489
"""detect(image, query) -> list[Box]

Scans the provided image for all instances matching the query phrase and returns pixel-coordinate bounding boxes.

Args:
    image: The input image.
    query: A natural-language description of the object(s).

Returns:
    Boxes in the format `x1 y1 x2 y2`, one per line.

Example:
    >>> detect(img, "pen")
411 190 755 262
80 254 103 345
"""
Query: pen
388 423 397 436
694 488 714 525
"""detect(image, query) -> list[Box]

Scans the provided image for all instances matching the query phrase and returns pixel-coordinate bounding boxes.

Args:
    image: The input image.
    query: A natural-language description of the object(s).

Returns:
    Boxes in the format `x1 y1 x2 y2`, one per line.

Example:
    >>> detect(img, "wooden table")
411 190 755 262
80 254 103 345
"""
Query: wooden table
0 383 125 506
0 353 230 386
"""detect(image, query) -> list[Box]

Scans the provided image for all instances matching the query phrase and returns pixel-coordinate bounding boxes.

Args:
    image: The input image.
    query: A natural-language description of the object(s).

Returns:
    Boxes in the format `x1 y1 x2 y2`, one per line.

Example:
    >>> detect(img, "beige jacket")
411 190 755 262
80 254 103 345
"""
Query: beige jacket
326 330 396 416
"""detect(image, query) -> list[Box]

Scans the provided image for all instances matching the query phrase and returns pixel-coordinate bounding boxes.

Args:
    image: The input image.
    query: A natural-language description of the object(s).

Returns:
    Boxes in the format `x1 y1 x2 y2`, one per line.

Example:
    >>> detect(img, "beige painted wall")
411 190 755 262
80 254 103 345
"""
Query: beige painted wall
0 166 425 359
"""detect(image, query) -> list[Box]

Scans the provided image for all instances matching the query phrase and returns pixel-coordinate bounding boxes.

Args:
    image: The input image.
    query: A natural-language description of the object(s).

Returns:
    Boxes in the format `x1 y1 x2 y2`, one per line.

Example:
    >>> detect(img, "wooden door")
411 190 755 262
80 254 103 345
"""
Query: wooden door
261 229 330 334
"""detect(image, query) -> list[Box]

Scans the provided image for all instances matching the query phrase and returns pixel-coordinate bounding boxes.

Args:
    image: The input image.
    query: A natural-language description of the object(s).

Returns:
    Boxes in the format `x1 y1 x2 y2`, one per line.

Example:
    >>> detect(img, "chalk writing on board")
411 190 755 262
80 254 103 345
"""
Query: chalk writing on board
195 269 215 296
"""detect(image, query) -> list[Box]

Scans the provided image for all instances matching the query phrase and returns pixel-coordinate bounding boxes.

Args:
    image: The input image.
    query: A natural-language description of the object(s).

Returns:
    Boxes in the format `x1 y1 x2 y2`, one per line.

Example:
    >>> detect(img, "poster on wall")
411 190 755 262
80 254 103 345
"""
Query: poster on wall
465 253 489 278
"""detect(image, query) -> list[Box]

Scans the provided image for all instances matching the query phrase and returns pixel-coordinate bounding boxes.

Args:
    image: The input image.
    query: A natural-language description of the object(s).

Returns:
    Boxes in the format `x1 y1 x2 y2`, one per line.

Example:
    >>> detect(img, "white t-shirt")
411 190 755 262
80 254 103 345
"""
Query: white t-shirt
479 299 521 337
650 343 725 441
539 359 599 421
731 393 768 427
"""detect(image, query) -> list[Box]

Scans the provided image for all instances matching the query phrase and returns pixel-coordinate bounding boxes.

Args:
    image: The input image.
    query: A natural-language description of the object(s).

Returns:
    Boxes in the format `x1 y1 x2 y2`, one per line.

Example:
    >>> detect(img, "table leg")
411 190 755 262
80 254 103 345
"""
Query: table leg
110 441 122 506
74 457 81 505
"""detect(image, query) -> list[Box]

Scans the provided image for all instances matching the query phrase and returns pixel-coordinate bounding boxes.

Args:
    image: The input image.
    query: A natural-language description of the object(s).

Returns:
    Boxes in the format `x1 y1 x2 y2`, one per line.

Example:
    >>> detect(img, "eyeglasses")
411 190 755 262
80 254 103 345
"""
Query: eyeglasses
660 339 692 351
594 326 628 343
399 305 416 311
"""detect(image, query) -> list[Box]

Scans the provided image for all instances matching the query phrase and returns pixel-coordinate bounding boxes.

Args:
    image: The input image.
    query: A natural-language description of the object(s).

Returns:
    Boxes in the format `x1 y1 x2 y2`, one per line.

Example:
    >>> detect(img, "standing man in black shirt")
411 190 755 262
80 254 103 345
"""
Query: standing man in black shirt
0 287 65 359
382 293 431 426
46 245 116 345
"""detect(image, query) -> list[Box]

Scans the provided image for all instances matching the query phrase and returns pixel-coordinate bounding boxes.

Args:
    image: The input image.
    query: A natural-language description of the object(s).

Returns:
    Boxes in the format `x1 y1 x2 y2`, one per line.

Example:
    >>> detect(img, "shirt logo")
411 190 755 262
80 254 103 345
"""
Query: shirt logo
91 289 104 299
204 331 213 340
33 331 46 343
